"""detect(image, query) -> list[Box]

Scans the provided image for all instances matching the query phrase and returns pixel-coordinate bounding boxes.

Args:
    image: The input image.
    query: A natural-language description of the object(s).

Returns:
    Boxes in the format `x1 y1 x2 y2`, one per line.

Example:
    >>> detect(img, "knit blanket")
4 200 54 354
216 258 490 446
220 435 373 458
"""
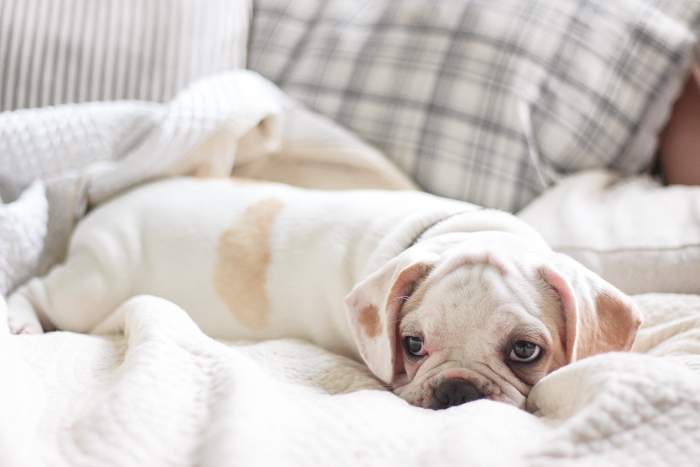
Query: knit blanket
1 293 699 466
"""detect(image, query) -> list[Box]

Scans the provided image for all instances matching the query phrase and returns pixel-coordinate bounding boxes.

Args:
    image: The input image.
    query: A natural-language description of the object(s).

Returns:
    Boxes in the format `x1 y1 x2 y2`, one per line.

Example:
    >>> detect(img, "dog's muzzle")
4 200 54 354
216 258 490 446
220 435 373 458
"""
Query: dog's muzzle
431 379 484 409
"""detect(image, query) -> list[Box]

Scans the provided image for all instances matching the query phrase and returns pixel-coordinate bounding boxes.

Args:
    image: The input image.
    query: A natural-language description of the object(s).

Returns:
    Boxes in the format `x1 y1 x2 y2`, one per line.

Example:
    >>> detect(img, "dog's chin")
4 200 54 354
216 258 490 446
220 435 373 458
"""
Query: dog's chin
392 375 528 410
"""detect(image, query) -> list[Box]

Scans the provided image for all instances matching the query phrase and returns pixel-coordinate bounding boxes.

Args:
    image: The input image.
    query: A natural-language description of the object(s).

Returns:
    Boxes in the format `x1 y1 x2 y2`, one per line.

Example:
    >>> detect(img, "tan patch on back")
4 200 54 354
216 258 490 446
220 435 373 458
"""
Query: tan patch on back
358 304 382 338
213 198 284 329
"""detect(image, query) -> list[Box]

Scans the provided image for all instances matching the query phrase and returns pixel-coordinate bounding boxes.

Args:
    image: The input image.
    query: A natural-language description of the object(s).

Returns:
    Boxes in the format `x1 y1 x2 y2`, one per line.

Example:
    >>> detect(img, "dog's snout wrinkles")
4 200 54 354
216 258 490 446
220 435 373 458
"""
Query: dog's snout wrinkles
432 380 484 409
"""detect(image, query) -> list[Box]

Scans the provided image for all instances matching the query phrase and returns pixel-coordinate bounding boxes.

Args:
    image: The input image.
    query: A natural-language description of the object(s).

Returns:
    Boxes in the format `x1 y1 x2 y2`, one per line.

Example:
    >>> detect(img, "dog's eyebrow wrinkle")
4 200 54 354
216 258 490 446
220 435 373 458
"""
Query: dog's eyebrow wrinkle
495 323 547 352
401 323 422 336
509 326 548 346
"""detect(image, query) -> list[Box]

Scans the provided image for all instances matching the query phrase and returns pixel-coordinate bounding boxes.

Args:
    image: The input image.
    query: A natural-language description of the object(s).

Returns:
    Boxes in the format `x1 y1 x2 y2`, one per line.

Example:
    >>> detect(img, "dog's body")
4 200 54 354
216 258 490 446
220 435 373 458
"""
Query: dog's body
8 177 642 409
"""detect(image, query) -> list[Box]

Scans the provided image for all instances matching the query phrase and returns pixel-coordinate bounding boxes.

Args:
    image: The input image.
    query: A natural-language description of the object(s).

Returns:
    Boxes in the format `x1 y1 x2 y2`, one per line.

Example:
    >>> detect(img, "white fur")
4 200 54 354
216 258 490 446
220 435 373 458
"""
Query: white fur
8 177 642 409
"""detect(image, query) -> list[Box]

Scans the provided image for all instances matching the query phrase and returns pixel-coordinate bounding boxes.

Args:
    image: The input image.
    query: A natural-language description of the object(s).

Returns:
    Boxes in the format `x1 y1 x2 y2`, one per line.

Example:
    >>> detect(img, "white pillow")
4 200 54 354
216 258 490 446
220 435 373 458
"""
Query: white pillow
518 170 700 295
249 0 700 211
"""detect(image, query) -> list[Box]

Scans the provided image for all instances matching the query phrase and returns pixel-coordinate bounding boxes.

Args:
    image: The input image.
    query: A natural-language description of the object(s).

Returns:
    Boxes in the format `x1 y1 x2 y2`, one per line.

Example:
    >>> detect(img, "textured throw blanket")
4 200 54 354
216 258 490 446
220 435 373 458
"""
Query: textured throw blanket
1 293 700 466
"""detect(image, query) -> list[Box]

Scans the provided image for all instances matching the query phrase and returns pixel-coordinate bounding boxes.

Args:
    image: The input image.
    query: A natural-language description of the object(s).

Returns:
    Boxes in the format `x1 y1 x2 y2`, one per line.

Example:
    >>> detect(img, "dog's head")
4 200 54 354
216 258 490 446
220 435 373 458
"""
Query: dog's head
344 231 642 409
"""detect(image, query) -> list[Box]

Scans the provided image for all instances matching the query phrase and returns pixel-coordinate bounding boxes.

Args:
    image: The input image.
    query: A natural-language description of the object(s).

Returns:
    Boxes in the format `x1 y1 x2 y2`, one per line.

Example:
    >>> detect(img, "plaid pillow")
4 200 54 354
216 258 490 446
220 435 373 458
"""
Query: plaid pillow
249 0 700 211
0 0 250 112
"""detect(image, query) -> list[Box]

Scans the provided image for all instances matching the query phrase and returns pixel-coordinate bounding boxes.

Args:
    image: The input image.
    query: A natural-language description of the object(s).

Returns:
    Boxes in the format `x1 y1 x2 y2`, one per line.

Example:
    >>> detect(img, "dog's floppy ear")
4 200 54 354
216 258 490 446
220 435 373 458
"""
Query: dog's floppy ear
344 248 440 384
539 255 643 362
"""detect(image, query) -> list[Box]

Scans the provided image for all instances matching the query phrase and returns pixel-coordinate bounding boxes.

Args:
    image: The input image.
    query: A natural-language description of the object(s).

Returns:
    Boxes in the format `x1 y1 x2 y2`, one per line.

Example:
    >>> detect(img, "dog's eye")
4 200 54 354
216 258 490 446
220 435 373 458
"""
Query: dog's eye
405 336 427 357
509 341 541 362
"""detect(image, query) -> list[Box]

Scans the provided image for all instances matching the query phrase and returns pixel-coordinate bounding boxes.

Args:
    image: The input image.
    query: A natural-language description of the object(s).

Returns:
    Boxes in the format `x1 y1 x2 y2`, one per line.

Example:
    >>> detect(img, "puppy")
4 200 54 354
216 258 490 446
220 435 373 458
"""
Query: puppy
7 177 642 409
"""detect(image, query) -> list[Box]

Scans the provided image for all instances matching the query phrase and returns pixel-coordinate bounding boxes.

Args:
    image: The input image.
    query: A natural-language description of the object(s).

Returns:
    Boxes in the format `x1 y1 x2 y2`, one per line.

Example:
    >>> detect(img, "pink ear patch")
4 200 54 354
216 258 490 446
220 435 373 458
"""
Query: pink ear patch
539 266 579 362
594 292 642 352
358 303 382 338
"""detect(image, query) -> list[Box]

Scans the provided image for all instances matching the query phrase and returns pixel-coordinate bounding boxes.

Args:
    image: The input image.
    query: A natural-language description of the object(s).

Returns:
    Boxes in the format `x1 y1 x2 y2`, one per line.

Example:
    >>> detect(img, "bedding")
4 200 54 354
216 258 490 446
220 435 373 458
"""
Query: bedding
2 70 700 465
2 293 700 466
4 0 700 465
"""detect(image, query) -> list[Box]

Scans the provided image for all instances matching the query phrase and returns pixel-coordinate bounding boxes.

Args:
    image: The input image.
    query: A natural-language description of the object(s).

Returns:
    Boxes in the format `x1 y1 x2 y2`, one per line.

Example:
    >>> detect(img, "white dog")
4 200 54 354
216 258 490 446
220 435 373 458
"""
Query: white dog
7 177 642 409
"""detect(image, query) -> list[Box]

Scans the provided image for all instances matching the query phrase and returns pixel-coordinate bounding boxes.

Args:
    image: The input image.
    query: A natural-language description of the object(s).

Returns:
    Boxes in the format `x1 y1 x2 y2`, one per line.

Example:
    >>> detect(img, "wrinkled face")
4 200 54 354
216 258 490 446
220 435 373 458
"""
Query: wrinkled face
345 233 642 411
391 263 567 409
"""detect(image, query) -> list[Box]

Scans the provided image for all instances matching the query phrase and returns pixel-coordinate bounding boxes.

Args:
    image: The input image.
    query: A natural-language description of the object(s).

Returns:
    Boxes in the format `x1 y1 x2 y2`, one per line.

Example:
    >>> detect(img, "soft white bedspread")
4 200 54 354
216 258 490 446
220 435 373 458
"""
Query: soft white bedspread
1 293 699 467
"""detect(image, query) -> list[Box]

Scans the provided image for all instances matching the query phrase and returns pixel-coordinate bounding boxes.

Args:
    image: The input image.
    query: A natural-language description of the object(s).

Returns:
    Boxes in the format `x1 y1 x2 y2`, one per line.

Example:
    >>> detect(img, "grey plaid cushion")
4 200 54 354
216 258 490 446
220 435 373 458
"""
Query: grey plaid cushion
249 0 700 211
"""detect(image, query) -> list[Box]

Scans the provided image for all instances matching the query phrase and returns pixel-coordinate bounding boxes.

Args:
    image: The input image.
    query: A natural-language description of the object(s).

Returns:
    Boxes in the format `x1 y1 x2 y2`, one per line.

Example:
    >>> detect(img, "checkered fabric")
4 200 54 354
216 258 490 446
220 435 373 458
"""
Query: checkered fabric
0 0 250 112
249 0 700 211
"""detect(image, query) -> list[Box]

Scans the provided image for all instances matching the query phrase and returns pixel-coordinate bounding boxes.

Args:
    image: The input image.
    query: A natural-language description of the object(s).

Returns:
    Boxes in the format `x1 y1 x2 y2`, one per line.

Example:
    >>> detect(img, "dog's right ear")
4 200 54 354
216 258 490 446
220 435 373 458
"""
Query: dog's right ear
344 248 440 384
539 254 643 363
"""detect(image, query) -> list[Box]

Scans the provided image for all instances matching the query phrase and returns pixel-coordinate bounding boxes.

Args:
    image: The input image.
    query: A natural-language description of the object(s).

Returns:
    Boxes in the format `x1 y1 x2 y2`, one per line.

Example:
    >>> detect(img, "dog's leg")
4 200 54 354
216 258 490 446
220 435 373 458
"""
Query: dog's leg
6 291 46 334
7 246 133 334
0 295 10 336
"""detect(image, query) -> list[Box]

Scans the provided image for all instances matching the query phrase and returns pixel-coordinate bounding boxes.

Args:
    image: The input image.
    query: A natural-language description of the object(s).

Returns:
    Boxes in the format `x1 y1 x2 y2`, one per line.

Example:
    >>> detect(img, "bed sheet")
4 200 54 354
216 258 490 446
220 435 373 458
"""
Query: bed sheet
1 293 699 466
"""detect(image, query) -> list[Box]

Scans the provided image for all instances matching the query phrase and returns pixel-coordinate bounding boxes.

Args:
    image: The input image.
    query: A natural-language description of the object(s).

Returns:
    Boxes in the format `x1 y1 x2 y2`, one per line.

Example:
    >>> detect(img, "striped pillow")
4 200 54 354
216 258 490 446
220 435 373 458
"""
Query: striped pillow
249 0 700 211
0 0 250 112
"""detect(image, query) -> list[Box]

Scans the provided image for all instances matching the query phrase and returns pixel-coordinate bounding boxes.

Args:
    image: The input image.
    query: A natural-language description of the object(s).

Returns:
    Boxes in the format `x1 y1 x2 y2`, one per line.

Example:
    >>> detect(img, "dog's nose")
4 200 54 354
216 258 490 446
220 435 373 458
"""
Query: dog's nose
432 379 484 409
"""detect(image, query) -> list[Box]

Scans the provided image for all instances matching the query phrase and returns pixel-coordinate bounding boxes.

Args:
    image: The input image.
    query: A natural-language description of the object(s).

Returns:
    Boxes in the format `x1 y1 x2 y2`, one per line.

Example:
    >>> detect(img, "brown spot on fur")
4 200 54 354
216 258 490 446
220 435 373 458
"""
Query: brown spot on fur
213 198 284 329
358 304 382 338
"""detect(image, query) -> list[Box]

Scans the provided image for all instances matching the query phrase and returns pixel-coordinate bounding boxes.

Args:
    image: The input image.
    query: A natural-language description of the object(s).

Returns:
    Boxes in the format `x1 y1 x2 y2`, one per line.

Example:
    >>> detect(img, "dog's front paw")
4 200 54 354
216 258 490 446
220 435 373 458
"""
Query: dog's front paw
4 293 45 335
7 316 43 334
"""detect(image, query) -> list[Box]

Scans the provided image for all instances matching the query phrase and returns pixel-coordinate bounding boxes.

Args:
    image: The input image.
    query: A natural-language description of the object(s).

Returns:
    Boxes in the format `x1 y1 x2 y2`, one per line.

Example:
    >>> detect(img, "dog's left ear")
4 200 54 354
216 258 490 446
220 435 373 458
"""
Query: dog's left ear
344 248 440 384
539 255 643 363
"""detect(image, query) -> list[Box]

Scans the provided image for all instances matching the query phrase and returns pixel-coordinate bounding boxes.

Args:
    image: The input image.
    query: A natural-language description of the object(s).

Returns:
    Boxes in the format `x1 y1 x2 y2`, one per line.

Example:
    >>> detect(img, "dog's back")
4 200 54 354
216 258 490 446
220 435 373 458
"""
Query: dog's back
10 177 473 359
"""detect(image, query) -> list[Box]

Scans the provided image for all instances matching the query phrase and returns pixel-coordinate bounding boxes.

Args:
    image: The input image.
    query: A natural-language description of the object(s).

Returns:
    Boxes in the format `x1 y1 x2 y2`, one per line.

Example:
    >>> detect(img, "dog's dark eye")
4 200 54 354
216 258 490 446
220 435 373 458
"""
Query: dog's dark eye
509 341 541 362
405 336 427 357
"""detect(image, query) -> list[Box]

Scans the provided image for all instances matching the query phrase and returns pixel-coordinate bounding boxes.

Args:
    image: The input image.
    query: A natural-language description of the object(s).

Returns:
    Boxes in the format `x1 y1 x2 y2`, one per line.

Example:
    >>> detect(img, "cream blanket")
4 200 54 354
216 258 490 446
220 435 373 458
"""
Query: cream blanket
1 293 699 466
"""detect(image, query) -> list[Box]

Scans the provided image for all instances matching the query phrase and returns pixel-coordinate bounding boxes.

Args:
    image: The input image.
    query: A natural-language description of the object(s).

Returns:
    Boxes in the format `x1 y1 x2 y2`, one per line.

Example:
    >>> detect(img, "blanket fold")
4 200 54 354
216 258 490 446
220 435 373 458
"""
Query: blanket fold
3 293 700 466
